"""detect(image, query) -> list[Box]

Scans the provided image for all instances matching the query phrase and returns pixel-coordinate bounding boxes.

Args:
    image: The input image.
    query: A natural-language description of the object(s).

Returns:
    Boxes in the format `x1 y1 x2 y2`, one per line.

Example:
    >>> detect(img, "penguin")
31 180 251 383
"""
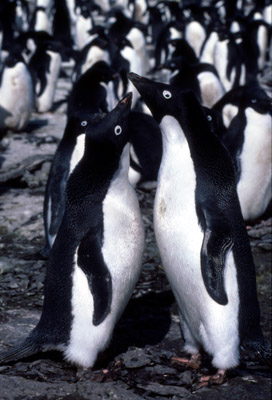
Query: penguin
15 0 30 33
183 4 208 58
31 6 53 35
73 35 111 80
161 56 225 108
213 31 246 92
0 92 145 368
28 39 62 113
73 2 94 49
128 73 270 385
67 60 117 118
43 112 105 257
213 84 272 222
107 10 149 74
110 37 142 109
0 52 34 132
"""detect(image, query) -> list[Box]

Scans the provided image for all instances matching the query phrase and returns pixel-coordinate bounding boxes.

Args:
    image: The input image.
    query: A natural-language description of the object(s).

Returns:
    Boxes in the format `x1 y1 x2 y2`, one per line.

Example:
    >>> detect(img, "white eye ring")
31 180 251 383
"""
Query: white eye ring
114 125 122 135
163 90 172 99
81 120 87 126
207 115 212 121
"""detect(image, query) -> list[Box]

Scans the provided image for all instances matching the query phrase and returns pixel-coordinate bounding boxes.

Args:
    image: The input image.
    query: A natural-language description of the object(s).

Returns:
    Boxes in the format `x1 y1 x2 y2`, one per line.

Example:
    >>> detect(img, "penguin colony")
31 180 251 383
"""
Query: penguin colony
0 0 271 387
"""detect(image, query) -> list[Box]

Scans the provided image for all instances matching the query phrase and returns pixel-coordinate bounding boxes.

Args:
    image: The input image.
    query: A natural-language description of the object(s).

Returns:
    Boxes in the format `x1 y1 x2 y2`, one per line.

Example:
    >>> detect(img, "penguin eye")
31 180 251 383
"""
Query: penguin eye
207 115 212 121
81 120 87 126
114 125 122 135
251 99 257 103
163 90 172 99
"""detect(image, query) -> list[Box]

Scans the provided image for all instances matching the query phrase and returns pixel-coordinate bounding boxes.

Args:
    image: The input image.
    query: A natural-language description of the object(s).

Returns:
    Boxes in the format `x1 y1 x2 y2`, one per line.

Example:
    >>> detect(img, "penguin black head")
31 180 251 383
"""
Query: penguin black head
85 60 118 83
85 92 132 152
128 72 191 124
66 112 107 138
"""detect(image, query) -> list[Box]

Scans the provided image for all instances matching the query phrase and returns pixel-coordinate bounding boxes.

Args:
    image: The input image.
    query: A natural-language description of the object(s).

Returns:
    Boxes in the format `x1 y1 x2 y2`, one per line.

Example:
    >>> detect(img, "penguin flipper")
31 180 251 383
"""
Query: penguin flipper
78 231 112 326
200 215 234 305
0 337 40 365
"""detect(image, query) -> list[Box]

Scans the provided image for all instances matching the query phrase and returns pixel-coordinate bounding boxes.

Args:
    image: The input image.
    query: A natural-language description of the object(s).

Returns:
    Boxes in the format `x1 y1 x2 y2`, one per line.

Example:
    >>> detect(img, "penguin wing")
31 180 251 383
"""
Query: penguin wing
200 211 234 305
77 230 112 326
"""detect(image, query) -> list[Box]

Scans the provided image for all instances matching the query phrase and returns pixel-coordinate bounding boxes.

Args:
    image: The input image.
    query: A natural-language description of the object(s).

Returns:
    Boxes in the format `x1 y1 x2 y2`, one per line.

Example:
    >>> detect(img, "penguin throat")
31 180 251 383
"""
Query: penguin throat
160 115 186 145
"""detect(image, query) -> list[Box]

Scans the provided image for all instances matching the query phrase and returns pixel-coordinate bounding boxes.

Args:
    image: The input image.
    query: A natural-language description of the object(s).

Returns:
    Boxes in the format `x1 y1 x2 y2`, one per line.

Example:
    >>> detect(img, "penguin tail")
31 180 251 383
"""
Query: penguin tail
241 337 271 369
255 339 272 369
0 338 42 365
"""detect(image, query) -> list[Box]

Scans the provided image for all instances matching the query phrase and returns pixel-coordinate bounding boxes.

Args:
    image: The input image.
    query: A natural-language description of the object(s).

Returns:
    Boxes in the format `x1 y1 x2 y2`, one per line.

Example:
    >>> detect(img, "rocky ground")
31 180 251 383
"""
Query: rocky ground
0 69 271 400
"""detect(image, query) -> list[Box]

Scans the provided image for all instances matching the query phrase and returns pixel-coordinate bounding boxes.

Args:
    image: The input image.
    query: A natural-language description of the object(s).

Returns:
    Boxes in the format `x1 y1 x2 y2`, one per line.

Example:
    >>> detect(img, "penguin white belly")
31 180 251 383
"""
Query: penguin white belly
127 28 149 74
36 51 61 113
197 71 225 108
237 108 272 221
65 145 144 367
185 21 206 58
74 15 93 49
35 11 52 34
0 63 34 130
81 46 110 75
155 117 240 369
214 40 231 92
200 32 219 64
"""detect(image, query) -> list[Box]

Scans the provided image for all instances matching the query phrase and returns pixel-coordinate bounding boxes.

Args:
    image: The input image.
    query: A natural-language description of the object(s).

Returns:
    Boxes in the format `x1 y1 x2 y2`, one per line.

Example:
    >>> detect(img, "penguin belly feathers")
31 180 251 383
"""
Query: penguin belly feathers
0 93 145 368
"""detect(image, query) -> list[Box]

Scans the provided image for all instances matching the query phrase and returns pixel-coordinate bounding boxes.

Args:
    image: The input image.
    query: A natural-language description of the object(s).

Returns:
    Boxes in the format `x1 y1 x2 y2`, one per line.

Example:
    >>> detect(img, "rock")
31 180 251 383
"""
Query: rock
122 348 152 369
137 382 190 397
257 242 272 251
248 227 271 239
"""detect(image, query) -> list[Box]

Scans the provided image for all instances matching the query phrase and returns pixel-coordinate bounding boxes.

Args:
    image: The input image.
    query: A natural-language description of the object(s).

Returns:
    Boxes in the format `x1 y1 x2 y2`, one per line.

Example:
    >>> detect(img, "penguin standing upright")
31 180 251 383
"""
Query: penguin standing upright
128 73 270 384
28 40 62 113
0 92 145 368
213 84 272 222
0 52 34 132
67 60 117 117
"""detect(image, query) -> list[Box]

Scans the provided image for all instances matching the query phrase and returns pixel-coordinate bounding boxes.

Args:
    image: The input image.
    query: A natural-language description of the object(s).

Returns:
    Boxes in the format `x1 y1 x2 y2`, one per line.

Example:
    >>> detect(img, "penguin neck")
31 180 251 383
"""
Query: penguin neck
82 139 120 172
159 115 192 177
109 143 130 188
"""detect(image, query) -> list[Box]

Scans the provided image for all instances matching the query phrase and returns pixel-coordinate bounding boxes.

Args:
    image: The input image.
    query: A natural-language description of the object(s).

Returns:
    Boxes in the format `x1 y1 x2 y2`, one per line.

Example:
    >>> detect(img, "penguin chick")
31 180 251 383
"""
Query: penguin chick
0 92 145 369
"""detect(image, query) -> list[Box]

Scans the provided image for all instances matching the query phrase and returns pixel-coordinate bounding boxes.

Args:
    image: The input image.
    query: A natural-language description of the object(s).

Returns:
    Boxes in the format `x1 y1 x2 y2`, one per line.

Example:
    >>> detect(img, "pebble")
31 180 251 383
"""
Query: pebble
122 348 152 369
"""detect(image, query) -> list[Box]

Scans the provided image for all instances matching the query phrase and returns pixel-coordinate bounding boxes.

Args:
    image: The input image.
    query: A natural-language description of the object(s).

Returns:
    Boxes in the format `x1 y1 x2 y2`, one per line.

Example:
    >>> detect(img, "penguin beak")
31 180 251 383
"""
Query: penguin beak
128 73 153 101
128 73 152 95
120 92 132 108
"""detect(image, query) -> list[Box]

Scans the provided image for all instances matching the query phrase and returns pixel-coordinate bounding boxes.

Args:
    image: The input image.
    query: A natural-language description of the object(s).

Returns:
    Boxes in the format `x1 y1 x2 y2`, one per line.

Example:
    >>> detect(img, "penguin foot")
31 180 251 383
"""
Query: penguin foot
197 369 227 388
172 353 202 369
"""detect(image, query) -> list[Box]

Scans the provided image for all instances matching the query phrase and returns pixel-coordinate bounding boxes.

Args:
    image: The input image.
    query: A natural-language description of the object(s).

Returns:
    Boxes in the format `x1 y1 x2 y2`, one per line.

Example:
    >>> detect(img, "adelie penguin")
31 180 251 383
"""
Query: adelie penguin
128 73 271 385
28 39 62 113
0 52 34 134
0 92 145 368
213 84 272 222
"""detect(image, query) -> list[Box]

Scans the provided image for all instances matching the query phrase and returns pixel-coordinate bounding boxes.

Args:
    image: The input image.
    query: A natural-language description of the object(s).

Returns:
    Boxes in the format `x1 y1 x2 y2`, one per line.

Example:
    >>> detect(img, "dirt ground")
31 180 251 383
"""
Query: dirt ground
0 68 271 400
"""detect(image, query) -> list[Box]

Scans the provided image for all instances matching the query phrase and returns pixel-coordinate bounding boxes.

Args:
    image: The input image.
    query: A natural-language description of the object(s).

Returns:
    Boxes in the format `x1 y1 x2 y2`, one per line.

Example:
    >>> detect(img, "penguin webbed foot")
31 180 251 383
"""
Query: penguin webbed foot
171 352 202 370
197 369 227 388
